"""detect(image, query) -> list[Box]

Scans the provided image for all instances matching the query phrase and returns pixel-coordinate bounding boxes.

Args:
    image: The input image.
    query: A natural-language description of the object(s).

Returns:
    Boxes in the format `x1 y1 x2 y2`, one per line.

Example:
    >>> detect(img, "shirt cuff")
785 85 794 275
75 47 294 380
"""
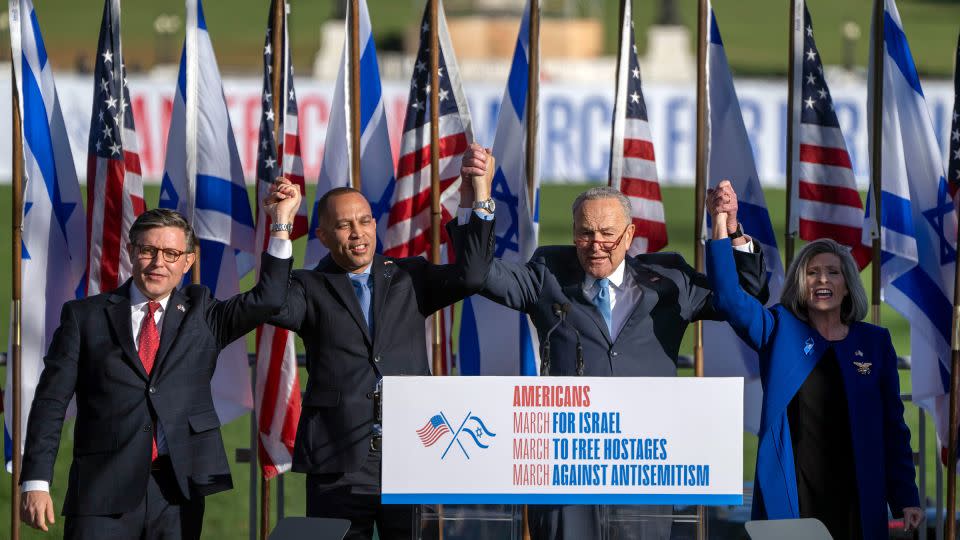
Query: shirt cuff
22 480 49 493
732 239 754 253
266 237 293 259
457 207 494 224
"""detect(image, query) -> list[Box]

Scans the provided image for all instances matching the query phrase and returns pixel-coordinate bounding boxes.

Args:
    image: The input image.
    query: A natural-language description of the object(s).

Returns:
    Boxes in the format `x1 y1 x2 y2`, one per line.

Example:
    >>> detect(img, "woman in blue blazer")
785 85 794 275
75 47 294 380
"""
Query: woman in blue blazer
706 209 922 539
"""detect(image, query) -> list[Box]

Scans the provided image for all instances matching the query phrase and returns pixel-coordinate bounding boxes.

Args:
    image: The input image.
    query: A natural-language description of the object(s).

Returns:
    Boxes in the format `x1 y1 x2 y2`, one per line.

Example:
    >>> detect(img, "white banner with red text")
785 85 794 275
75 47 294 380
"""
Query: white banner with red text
0 72 954 188
382 376 743 505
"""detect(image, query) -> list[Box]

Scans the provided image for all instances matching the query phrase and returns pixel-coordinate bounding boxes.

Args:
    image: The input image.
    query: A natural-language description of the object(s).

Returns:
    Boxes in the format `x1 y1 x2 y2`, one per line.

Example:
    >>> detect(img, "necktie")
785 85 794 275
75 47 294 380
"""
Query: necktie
593 278 612 334
138 301 161 461
350 273 373 337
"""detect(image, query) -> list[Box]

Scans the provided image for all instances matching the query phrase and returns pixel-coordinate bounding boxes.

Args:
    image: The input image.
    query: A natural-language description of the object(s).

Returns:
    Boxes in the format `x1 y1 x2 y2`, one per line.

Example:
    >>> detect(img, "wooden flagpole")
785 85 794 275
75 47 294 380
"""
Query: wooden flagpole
693 0 708 537
425 0 445 536
948 28 960 540
868 0 883 329
257 1 286 537
349 0 361 191
521 2 539 540
429 0 443 378
784 0 799 268
10 59 25 540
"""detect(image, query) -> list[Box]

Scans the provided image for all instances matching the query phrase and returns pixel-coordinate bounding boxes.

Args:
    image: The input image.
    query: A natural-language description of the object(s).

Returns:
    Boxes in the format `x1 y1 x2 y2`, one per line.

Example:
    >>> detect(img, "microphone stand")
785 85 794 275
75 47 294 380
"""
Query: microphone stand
540 304 565 376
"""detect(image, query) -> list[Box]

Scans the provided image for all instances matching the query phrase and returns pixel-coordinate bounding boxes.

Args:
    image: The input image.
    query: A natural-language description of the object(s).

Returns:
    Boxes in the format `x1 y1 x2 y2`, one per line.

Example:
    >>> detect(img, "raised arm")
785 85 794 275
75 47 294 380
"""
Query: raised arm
208 177 300 346
703 204 776 351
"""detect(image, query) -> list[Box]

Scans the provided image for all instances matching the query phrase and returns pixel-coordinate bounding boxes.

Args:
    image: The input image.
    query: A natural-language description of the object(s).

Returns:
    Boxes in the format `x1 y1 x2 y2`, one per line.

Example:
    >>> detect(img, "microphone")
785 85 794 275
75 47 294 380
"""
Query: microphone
540 303 565 376
559 303 585 376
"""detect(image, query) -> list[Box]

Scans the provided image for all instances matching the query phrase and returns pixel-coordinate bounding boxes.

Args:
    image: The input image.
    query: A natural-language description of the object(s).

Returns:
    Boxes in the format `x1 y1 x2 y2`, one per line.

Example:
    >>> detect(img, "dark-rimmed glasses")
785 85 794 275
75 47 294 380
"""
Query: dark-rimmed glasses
132 244 188 263
574 227 629 253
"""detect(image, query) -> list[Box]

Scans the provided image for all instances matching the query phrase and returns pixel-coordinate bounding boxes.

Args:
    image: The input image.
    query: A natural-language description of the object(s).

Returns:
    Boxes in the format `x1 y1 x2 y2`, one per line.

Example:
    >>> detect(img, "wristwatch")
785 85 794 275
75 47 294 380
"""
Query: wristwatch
728 222 744 239
472 198 496 213
270 223 293 233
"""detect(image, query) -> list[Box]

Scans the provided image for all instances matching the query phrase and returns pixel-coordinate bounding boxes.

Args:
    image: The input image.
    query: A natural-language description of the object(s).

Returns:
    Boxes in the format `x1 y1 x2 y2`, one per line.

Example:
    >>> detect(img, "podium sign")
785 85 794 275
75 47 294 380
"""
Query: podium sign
381 376 743 505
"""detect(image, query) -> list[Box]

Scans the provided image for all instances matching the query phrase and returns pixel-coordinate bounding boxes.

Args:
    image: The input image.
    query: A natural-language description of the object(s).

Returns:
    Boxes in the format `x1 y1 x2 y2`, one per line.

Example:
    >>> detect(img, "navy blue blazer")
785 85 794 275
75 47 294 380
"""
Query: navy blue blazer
706 238 919 539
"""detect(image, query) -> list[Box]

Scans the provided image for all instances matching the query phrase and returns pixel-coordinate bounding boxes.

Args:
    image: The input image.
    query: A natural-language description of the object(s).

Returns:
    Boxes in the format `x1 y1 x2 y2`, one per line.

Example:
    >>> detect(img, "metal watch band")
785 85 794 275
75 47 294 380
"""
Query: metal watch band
728 222 744 239
270 223 293 233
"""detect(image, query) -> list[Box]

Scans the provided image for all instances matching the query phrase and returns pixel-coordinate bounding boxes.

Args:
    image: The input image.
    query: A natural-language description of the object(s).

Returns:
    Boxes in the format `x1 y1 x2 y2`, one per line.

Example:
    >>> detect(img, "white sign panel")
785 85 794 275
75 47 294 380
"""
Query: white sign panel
382 376 743 505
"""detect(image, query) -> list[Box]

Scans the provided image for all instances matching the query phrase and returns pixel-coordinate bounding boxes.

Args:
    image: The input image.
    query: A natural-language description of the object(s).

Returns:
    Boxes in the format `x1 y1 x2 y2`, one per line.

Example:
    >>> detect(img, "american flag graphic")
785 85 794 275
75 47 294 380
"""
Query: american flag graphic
384 0 472 374
791 4 869 269
85 0 145 296
253 0 304 480
417 414 451 447
949 32 959 197
608 0 666 256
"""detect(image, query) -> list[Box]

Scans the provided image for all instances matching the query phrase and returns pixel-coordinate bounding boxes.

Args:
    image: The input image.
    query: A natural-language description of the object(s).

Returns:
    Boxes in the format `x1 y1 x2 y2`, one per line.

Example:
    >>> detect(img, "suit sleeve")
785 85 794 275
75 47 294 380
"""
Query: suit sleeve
701 238 777 351
691 239 768 322
21 302 82 485
414 212 496 314
206 251 293 348
479 258 547 313
268 273 308 333
879 329 920 515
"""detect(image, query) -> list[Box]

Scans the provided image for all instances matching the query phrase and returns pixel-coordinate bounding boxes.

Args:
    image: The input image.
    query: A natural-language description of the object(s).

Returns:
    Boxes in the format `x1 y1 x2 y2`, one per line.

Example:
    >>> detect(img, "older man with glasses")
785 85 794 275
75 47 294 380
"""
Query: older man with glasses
460 145 770 540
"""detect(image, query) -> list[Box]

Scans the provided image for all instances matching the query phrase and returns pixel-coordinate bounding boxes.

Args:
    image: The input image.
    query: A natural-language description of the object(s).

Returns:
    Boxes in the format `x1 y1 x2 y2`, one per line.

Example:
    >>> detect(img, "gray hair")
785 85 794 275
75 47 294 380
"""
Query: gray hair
128 208 198 253
571 186 632 223
780 238 867 325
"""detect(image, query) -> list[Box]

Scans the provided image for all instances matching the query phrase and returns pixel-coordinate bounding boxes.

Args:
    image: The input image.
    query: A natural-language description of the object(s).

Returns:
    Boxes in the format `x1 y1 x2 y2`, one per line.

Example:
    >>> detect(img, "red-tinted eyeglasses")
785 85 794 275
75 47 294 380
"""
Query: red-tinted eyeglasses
573 227 629 252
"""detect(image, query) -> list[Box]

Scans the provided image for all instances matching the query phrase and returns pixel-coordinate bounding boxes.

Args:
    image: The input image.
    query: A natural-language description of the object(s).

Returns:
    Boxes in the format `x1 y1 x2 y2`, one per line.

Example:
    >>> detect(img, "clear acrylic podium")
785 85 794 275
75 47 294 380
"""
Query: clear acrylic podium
413 504 703 539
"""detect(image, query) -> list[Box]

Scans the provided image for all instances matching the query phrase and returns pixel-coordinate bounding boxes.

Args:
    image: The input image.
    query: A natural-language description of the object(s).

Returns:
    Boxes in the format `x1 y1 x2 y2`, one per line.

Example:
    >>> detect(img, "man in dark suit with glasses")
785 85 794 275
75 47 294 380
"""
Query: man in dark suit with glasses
460 145 768 540
19 181 301 539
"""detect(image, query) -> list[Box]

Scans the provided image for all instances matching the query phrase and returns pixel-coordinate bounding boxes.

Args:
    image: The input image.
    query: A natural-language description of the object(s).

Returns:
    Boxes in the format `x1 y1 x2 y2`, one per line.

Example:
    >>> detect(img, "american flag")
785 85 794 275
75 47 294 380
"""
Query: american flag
86 0 145 296
791 4 869 269
383 0 472 375
949 32 959 197
608 0 666 256
416 414 451 447
253 0 304 480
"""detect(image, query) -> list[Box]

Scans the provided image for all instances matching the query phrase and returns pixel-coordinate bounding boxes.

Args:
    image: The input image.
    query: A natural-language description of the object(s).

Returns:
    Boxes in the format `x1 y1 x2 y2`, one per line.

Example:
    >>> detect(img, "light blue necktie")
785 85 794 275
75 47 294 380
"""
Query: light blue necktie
350 273 373 336
593 278 612 334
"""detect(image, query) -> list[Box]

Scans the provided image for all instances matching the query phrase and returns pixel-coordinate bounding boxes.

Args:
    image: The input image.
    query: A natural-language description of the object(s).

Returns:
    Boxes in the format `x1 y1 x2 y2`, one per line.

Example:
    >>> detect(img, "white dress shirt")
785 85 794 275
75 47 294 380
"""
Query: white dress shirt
23 237 291 494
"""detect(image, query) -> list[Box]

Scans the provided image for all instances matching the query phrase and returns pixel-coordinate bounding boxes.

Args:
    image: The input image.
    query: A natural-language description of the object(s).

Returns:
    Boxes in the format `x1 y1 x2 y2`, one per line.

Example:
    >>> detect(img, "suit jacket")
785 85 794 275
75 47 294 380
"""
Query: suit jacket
706 238 919 539
21 252 292 516
269 214 494 475
480 244 767 376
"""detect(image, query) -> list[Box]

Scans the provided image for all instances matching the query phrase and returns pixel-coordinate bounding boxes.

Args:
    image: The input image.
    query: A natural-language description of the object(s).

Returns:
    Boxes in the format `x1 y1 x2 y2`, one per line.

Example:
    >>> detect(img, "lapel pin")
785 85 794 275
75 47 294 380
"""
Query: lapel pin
803 337 814 355
649 276 660 283
854 350 864 357
853 361 872 375
176 304 186 313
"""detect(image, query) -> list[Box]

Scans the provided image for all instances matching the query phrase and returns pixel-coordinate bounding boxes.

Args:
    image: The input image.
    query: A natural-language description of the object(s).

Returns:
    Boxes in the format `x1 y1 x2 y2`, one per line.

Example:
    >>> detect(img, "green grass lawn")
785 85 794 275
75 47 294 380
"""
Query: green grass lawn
7 0 960 78
0 182 939 538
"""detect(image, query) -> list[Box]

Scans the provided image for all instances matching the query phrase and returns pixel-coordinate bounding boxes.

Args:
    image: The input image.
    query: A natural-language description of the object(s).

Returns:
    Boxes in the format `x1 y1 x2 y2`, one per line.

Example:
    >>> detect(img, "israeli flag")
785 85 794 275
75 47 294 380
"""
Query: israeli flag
159 0 254 424
305 0 395 267
864 0 956 455
459 0 539 376
4 0 86 467
702 5 785 434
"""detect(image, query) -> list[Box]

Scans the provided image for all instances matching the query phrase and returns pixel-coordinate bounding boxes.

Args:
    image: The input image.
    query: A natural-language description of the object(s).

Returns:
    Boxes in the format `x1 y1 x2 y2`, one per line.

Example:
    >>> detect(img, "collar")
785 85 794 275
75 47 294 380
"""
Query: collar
130 284 171 312
582 259 628 293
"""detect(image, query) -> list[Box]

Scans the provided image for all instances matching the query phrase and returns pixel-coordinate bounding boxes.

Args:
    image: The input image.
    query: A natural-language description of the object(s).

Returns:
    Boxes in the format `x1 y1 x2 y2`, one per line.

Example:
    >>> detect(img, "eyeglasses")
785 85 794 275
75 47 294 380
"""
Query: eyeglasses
574 227 629 252
132 244 189 263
